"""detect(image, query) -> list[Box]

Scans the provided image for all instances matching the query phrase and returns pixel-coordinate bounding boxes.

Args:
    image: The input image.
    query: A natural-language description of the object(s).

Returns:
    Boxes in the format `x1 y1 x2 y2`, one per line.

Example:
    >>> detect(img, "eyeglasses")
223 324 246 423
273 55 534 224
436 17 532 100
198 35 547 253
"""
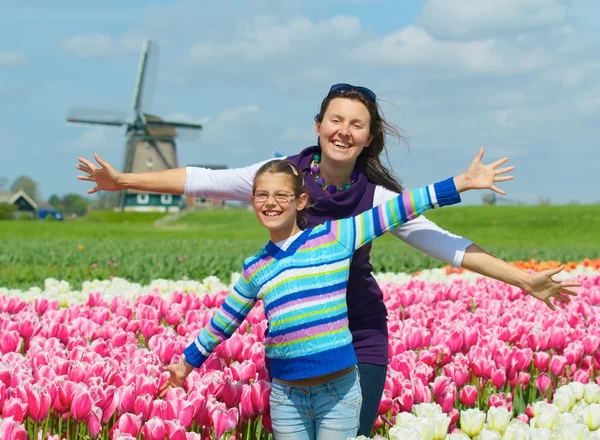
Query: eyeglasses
252 192 297 204
329 83 377 102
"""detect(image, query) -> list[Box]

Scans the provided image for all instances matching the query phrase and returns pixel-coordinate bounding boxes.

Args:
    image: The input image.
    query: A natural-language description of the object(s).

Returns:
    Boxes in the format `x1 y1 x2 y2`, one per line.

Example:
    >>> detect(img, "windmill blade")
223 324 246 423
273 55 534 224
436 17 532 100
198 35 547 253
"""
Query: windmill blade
146 119 203 129
147 138 175 169
66 108 127 127
132 40 152 113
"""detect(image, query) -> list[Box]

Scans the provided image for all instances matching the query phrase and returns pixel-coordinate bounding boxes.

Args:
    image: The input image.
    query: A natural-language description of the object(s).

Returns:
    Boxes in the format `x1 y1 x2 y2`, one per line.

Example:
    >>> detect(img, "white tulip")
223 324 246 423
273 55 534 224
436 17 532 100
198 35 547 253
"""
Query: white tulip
461 409 487 437
487 407 512 435
413 403 443 418
581 404 600 431
552 426 570 440
567 423 592 440
555 387 577 413
432 413 452 440
446 433 471 440
389 427 421 440
536 404 561 430
560 412 579 427
479 428 503 440
584 384 600 405
415 416 435 440
529 428 552 440
533 402 551 418
396 412 417 428
502 421 530 440
571 383 586 402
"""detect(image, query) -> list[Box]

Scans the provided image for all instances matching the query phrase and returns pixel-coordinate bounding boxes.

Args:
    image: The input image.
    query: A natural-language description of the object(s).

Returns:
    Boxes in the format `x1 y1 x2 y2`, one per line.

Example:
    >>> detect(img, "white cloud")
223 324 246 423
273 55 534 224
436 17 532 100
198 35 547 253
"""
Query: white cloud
351 26 549 75
60 33 144 57
189 15 361 64
0 50 26 67
68 126 123 151
418 0 568 38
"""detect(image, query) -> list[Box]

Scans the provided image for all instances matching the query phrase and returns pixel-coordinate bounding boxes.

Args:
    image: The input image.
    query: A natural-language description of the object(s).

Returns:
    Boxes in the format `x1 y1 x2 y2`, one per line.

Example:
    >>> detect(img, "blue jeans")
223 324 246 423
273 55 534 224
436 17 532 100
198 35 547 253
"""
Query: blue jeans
270 367 362 440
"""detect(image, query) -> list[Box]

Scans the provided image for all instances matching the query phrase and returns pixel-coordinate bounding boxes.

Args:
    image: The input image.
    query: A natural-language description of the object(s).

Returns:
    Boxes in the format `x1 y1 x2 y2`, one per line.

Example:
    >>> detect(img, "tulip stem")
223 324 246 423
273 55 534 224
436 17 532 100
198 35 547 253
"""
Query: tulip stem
245 421 251 440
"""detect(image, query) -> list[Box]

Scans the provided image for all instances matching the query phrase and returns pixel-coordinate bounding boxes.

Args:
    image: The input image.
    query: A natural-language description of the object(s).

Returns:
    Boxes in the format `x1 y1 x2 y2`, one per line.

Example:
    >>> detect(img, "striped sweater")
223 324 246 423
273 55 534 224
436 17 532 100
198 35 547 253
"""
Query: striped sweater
184 178 461 380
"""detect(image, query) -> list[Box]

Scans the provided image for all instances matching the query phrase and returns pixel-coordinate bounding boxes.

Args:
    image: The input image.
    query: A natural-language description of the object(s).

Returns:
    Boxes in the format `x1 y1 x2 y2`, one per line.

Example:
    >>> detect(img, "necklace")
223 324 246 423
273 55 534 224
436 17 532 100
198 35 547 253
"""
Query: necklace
310 153 358 194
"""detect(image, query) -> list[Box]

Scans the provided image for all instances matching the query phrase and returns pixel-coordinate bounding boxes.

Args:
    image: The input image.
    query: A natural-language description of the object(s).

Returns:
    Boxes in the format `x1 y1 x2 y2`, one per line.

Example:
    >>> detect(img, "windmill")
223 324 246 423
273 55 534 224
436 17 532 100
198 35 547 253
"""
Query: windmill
67 40 202 212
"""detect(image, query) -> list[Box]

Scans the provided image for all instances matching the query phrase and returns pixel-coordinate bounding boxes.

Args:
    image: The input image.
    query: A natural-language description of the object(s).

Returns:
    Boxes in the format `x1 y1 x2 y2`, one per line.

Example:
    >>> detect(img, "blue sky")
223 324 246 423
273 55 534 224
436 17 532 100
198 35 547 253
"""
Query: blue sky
1 0 599 205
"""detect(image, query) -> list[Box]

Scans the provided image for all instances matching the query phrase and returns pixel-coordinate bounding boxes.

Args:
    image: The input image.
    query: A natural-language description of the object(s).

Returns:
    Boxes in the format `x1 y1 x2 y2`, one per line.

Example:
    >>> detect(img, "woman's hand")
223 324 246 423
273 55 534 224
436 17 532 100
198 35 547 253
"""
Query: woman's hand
158 359 195 398
454 147 515 194
526 266 581 311
76 153 123 194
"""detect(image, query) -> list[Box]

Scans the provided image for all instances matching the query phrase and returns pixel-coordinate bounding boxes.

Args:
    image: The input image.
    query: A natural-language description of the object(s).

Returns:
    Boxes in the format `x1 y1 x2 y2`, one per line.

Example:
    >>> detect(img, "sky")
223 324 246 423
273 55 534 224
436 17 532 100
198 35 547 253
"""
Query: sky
1 0 599 205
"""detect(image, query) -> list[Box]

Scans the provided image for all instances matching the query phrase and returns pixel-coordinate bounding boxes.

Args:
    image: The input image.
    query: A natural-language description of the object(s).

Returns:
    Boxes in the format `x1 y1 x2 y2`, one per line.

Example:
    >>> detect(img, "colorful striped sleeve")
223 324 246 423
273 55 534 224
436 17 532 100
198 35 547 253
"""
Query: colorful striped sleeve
336 178 461 252
183 274 257 368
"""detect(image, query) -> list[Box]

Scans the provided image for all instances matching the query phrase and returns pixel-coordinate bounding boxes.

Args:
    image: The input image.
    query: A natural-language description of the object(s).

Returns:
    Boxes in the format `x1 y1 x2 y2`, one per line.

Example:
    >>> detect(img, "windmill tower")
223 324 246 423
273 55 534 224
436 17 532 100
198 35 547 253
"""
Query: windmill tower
67 40 202 212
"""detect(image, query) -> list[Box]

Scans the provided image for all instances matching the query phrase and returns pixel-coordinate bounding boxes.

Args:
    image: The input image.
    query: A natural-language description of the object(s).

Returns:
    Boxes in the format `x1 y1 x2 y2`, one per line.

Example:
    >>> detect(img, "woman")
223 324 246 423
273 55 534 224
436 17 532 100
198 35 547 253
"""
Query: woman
76 83 575 435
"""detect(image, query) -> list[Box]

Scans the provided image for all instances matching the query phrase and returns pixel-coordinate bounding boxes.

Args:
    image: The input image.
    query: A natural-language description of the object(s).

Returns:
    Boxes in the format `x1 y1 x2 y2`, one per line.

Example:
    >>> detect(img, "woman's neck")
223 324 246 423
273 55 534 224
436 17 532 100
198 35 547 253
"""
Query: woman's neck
318 156 356 188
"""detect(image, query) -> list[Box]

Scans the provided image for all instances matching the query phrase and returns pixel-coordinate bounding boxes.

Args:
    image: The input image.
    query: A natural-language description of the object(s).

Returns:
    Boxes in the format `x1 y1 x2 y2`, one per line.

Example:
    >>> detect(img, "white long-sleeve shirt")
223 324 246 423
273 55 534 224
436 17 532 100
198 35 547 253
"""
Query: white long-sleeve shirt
184 161 473 267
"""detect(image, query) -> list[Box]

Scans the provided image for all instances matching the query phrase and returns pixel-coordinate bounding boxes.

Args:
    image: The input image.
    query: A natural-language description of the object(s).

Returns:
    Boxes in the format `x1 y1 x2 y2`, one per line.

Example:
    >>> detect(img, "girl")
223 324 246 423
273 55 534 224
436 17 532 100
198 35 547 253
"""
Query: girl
157 152 564 439
78 84 578 435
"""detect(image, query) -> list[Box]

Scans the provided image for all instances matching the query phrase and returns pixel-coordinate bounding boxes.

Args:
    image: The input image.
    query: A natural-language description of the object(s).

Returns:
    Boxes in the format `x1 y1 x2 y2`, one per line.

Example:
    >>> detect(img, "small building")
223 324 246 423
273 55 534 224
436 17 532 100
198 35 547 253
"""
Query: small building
37 201 64 220
0 190 38 218
185 164 228 209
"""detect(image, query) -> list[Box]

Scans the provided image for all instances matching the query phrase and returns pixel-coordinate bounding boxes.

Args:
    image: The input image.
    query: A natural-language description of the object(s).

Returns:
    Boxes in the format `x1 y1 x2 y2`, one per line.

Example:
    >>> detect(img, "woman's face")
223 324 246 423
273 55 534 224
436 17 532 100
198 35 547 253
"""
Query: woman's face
315 97 374 166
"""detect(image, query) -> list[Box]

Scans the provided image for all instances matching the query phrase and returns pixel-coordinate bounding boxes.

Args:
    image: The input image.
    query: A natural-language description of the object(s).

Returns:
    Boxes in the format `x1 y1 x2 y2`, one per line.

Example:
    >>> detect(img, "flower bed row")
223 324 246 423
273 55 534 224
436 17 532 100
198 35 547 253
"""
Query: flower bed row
0 261 598 439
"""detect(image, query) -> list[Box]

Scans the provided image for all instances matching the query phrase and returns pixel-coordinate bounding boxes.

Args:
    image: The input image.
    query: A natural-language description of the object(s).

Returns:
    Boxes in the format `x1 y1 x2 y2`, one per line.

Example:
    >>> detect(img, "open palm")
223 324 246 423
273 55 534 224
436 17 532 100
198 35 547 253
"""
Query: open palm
76 153 122 194
464 148 515 195
527 266 581 311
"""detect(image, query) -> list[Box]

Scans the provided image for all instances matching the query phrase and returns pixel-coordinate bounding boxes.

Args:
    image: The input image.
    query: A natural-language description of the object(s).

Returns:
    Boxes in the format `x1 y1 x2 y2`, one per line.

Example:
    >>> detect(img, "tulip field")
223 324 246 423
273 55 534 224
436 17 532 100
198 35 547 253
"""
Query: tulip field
0 259 599 439
1 207 600 439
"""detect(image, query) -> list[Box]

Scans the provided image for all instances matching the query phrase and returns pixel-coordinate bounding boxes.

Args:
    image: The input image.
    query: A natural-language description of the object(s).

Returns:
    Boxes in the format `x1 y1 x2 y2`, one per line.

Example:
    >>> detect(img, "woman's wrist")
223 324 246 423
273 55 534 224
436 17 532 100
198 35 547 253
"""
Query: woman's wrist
182 359 195 374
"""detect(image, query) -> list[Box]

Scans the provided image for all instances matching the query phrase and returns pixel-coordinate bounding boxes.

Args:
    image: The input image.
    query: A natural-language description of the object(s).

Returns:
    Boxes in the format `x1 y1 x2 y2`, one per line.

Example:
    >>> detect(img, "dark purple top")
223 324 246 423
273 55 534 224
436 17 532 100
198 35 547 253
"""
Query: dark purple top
287 146 388 366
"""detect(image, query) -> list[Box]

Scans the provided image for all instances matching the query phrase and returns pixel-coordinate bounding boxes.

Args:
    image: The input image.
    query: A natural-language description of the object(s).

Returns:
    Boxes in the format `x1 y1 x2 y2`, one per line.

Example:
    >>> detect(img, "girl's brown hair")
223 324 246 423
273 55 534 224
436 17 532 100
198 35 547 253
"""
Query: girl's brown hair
253 160 312 228
315 89 405 194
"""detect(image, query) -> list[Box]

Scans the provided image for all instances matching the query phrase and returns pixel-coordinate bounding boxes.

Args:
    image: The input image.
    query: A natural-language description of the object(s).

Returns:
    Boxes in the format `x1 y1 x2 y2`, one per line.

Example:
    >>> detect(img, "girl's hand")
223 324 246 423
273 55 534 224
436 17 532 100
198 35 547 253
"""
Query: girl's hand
454 147 515 194
76 153 123 194
158 360 194 398
527 266 581 310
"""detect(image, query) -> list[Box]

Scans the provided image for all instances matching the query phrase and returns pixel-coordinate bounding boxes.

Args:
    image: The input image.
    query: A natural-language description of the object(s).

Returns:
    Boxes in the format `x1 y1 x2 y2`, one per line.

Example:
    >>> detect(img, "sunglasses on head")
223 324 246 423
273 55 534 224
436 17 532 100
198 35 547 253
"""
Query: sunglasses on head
329 83 377 102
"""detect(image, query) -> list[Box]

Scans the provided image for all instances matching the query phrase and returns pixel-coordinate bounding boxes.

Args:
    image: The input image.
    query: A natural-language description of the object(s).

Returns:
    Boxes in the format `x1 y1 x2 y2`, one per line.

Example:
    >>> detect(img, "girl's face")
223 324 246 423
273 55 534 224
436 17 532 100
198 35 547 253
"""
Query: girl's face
252 172 308 241
315 97 374 166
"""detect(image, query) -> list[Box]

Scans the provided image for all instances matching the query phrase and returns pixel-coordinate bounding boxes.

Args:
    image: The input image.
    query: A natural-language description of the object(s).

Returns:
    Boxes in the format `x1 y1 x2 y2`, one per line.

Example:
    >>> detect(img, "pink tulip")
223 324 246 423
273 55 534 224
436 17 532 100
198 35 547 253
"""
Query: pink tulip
166 394 195 428
2 397 28 423
573 370 590 384
88 406 103 438
71 387 94 422
26 385 52 423
397 382 415 412
536 373 551 395
376 389 393 415
549 328 566 351
212 407 239 438
0 331 21 354
491 369 506 389
220 380 242 408
112 413 142 437
133 393 153 420
142 417 167 440
251 380 271 414
118 385 136 414
459 385 477 406
239 384 256 421
431 376 452 398
165 420 187 440
550 355 568 376
534 351 550 372
0 418 28 440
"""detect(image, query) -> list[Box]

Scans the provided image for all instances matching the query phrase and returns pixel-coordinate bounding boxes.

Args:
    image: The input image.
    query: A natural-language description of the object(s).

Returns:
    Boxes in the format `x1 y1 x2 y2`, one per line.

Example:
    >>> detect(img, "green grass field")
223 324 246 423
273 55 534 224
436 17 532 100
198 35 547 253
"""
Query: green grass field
1 205 599 290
